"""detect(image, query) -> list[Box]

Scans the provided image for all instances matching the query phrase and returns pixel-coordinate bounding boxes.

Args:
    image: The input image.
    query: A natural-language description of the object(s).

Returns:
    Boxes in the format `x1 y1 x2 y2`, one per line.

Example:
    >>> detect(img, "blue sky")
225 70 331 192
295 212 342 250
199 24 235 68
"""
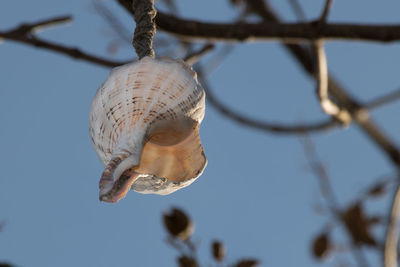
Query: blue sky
1 0 400 266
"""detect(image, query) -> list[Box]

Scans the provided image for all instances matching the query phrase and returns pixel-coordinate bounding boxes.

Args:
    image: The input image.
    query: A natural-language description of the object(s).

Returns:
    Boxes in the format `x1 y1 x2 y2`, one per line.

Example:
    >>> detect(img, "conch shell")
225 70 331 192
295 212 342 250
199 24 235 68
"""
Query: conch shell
89 57 207 203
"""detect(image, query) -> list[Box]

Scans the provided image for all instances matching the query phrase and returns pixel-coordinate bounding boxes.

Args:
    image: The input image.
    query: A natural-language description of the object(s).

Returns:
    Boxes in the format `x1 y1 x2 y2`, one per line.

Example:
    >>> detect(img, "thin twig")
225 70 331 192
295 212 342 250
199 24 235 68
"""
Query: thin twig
162 0 179 15
17 15 72 33
93 1 132 43
288 0 307 21
0 16 129 68
314 40 351 124
302 136 380 267
366 87 400 110
166 236 199 262
319 0 334 23
200 44 235 76
166 236 186 254
356 119 400 168
384 180 400 267
183 43 215 65
300 135 371 267
301 135 339 211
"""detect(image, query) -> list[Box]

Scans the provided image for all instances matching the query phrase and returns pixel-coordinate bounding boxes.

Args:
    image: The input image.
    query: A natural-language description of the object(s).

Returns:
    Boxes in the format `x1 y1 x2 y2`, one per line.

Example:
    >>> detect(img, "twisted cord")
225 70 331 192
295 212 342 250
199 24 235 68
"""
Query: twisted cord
132 0 156 58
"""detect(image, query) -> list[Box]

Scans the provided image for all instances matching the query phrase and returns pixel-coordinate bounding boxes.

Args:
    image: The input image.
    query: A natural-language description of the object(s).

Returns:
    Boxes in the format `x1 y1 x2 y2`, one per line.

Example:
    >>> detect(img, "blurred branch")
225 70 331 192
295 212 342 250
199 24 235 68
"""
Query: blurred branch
197 67 339 135
199 44 235 77
155 13 400 43
384 182 400 267
16 15 72 32
117 1 400 43
301 136 372 266
188 31 340 135
162 207 259 266
288 0 306 21
301 135 339 211
366 87 400 110
0 16 129 67
161 0 179 14
183 43 215 65
243 0 400 169
93 1 132 43
162 207 200 266
319 0 334 23
314 40 351 124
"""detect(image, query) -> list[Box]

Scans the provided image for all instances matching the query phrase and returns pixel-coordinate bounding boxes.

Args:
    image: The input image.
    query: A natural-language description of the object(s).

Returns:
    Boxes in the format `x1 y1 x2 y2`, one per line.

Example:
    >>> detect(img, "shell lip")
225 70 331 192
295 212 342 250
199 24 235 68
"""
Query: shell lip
99 169 138 203
98 154 140 203
131 162 206 195
99 158 207 202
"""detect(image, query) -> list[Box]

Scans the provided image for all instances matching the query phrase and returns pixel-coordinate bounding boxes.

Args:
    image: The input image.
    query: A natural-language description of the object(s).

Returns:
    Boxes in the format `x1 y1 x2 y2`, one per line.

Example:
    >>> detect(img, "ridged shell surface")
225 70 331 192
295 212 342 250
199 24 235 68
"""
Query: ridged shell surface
89 57 206 203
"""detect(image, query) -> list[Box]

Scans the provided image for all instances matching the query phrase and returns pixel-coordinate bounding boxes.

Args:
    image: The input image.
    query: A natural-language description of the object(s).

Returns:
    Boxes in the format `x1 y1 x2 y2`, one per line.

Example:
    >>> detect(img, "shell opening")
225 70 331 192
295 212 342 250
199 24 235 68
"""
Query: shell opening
147 117 196 146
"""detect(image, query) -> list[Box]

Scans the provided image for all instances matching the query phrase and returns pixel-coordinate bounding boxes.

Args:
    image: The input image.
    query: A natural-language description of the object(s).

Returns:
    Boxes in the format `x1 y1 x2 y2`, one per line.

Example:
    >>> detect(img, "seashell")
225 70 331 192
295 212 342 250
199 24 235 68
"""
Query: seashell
89 57 207 203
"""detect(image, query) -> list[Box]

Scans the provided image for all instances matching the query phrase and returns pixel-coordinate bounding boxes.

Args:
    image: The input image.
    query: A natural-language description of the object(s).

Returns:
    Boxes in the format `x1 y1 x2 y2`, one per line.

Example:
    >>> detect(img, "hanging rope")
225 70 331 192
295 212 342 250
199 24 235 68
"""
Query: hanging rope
132 0 156 58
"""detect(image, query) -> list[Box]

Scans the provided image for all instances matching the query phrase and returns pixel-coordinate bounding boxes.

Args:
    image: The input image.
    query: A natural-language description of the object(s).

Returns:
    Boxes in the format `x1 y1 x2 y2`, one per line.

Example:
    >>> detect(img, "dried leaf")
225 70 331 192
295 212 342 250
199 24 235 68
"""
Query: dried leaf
368 182 386 198
233 259 259 267
163 207 193 240
211 240 225 262
341 202 377 246
311 232 331 260
230 0 243 6
177 256 197 267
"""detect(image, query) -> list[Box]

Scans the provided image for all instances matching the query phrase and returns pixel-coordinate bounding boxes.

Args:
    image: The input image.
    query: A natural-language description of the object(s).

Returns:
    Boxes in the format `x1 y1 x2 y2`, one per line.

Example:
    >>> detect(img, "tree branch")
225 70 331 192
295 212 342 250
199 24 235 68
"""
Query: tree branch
117 0 400 147
117 1 400 43
300 135 370 267
16 15 73 33
156 14 400 43
93 1 131 43
288 0 307 21
319 0 334 23
183 43 215 65
197 67 339 135
384 182 400 267
366 87 400 110
314 40 351 124
243 0 400 169
0 16 129 68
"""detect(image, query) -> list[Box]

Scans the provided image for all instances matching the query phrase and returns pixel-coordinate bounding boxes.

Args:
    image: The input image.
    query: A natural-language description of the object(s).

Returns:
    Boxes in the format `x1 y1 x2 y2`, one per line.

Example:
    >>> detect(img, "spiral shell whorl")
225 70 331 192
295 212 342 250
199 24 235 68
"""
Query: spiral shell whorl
89 57 206 201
